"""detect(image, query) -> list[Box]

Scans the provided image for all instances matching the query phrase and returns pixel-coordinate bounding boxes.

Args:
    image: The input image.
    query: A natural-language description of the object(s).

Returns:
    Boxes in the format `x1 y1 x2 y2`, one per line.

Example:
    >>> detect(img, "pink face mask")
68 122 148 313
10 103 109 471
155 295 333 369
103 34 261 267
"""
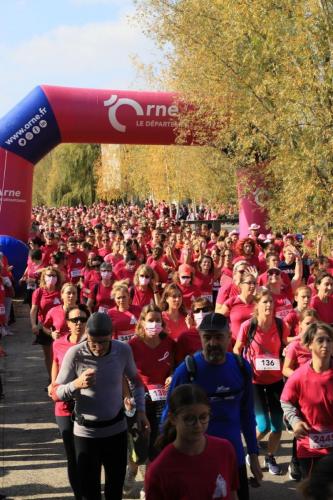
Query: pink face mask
101 271 112 279
139 276 150 286
145 321 163 337
45 276 57 287
180 277 191 286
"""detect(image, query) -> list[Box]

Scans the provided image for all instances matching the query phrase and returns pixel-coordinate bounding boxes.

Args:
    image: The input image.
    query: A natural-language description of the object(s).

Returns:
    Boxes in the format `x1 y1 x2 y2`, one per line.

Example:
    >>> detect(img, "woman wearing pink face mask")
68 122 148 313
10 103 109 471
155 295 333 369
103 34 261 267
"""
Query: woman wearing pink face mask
129 304 175 465
87 262 114 314
30 267 62 377
174 264 201 312
160 283 190 341
132 264 160 309
175 297 214 365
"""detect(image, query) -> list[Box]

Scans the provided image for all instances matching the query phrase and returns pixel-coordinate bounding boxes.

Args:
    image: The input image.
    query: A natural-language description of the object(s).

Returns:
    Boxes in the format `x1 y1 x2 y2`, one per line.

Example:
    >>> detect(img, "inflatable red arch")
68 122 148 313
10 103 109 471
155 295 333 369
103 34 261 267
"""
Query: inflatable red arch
0 85 267 245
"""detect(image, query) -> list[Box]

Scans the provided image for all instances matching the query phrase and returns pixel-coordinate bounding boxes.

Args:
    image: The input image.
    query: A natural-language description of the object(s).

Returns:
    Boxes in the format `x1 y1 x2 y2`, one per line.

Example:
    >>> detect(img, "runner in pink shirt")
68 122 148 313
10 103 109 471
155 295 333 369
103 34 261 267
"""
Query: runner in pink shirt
43 283 78 339
173 264 201 313
132 264 160 309
108 282 140 342
87 262 114 314
310 272 333 324
160 283 190 341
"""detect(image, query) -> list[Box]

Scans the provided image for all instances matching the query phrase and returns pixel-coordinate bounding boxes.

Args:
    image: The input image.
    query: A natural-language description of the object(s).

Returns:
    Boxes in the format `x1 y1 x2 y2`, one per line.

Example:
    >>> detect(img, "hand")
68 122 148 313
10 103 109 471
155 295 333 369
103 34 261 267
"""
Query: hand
74 368 96 389
293 421 311 438
124 396 135 413
246 266 258 279
51 330 61 340
316 233 323 243
47 383 53 397
249 454 263 484
164 376 172 389
136 411 150 436
185 313 195 329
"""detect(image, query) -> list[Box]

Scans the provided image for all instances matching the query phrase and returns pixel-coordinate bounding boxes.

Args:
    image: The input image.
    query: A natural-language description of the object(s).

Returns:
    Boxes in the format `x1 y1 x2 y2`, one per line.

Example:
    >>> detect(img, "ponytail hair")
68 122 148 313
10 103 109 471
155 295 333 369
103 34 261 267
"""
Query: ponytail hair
155 384 210 451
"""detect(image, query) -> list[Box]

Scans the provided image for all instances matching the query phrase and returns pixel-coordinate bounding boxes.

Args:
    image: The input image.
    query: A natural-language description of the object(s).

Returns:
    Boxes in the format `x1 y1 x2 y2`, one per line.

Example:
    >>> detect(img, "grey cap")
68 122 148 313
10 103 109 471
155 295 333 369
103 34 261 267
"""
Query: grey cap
198 313 229 332
86 312 112 337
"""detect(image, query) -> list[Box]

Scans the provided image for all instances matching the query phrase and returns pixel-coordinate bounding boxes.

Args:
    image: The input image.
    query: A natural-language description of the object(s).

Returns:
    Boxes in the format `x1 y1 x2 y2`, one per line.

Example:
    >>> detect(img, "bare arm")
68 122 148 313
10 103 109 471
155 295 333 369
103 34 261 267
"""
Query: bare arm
233 340 245 355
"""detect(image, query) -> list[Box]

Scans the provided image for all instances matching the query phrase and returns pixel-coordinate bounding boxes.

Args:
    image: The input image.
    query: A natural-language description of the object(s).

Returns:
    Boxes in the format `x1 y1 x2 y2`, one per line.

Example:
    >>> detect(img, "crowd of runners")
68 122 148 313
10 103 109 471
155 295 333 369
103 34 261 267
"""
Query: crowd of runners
1 199 333 500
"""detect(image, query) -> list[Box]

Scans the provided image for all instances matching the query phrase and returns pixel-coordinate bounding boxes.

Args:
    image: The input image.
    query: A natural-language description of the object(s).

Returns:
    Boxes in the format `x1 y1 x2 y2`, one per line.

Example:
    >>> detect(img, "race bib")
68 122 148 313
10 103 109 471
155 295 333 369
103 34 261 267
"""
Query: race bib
309 431 333 449
98 306 109 314
0 305 5 315
255 356 281 371
148 384 167 402
53 298 61 305
70 268 82 278
201 294 213 302
117 331 135 342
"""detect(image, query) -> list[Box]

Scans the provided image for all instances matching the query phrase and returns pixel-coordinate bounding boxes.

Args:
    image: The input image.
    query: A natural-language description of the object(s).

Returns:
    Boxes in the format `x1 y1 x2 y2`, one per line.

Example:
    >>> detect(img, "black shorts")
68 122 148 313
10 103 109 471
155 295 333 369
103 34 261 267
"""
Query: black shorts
35 328 53 346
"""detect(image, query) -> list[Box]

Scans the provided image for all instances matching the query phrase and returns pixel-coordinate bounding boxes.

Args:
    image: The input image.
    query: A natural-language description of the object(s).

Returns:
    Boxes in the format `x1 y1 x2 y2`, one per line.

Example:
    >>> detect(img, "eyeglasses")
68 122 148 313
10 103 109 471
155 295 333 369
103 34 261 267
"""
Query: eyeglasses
139 275 150 278
181 412 210 427
181 276 191 280
68 317 87 324
193 306 211 314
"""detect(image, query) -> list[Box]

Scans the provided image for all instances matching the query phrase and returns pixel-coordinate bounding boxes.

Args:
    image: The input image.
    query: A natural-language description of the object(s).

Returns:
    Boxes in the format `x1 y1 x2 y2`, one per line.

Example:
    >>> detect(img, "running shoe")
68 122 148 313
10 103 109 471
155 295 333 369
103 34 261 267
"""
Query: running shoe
264 455 282 475
123 468 137 496
288 459 302 481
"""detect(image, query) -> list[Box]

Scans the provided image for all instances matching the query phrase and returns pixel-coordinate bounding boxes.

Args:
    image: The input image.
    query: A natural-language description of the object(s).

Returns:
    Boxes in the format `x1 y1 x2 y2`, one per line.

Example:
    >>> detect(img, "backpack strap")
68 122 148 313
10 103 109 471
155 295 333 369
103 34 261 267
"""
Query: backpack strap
245 317 258 353
232 353 249 383
185 354 197 383
275 317 284 356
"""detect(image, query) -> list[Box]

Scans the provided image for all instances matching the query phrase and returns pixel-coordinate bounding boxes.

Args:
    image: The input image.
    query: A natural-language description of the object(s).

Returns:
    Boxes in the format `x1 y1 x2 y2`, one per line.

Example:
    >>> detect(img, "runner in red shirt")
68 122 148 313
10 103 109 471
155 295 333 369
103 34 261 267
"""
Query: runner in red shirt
146 246 169 285
108 282 140 342
310 271 333 324
281 322 333 478
49 304 89 500
19 249 44 306
215 260 248 312
104 240 124 268
129 304 175 465
43 283 78 340
266 267 293 319
234 288 289 475
66 237 87 284
80 255 103 304
175 297 213 365
30 267 63 377
114 252 138 285
132 264 160 309
219 270 256 345
87 262 114 313
174 264 201 312
145 384 239 500
193 255 214 304
160 283 190 341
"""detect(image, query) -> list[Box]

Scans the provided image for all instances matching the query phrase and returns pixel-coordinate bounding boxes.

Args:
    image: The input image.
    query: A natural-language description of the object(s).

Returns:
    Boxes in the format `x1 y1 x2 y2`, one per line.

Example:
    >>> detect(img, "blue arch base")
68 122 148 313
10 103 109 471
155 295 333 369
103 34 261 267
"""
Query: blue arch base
0 236 29 284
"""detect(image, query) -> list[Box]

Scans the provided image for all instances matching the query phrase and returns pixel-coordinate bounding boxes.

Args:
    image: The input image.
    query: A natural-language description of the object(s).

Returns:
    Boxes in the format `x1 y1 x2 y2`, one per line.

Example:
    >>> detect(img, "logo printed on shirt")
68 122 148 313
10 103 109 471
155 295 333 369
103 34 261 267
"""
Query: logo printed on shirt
130 315 137 325
158 351 170 362
213 473 227 498
75 258 81 264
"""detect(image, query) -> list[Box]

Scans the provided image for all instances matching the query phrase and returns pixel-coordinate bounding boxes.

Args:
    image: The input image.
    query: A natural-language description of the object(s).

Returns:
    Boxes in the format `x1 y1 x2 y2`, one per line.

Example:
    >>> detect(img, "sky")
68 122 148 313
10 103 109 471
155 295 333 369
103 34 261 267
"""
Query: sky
0 0 160 116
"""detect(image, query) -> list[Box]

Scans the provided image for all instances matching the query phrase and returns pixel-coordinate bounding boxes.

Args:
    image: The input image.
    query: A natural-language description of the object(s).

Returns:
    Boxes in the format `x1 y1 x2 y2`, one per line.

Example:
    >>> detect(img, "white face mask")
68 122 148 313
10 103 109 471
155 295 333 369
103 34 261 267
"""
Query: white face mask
145 321 163 337
45 276 57 286
139 276 150 286
193 311 210 328
180 276 191 285
101 271 112 279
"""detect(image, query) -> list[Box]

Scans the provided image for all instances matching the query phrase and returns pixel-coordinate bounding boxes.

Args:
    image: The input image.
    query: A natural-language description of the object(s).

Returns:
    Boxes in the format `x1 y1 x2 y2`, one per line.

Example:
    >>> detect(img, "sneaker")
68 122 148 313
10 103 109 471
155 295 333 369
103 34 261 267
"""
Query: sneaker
123 468 137 496
140 489 146 500
288 459 301 481
264 455 282 475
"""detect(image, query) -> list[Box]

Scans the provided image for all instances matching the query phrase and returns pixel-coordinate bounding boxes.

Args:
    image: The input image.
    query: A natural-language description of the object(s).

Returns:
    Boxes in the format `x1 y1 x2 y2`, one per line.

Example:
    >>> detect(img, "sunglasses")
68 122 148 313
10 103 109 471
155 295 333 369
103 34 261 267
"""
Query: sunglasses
181 276 191 280
68 317 87 324
193 306 211 314
139 275 150 278
268 270 280 276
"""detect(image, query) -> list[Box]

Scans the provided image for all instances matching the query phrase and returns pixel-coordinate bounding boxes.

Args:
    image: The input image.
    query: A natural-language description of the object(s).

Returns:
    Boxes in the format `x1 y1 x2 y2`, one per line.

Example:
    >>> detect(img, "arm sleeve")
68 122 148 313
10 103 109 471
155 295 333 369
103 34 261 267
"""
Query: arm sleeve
240 361 259 455
31 288 41 306
124 344 146 412
55 348 79 401
280 400 303 428
280 373 302 427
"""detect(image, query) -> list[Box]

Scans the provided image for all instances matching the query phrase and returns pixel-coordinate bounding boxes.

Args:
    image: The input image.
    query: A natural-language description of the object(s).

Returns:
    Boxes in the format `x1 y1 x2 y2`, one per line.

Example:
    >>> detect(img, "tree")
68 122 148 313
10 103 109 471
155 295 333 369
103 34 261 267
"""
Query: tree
136 0 333 234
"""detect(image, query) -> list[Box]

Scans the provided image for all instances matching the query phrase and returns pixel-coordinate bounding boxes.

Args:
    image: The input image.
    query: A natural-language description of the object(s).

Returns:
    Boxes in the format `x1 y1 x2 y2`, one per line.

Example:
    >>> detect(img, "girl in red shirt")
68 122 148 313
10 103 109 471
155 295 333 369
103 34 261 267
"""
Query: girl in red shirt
108 282 140 342
30 267 63 377
132 264 160 309
173 264 201 312
145 384 239 500
129 304 175 464
87 262 114 314
193 255 214 304
160 283 190 341
310 271 333 324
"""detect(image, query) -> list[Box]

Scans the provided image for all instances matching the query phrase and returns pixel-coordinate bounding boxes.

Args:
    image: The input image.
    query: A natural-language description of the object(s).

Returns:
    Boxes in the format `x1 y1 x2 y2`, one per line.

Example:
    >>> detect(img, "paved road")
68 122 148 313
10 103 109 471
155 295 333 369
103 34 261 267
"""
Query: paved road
0 301 302 499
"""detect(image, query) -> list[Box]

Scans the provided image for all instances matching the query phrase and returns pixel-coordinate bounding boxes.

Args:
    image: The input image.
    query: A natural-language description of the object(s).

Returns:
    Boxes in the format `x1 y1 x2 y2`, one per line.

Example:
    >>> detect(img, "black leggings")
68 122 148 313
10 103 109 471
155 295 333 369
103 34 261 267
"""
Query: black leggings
55 416 81 500
238 464 249 500
74 430 127 500
298 457 321 479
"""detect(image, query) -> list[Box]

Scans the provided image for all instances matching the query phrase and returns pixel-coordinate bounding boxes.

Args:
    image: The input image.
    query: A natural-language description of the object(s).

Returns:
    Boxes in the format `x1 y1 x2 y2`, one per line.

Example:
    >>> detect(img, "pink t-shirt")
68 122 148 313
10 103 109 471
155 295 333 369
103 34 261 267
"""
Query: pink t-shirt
216 282 239 306
281 362 333 458
177 283 202 312
52 335 78 416
193 271 214 302
44 305 68 335
132 286 155 309
271 292 293 320
89 282 114 313
310 295 333 324
224 295 255 342
237 318 289 384
162 311 189 341
107 306 141 342
284 338 311 368
32 288 62 323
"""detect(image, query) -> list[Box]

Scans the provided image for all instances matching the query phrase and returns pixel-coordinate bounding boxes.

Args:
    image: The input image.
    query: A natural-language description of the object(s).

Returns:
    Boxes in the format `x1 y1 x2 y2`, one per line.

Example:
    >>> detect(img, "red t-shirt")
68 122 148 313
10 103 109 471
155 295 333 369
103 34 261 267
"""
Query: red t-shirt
281 362 333 458
146 257 169 284
310 295 333 324
145 435 239 500
81 270 101 301
193 271 214 302
32 288 62 323
132 286 154 309
237 318 289 384
52 335 78 416
89 282 114 313
271 292 293 320
177 283 201 312
224 295 255 342
108 306 141 342
284 338 311 369
66 250 87 283
216 282 239 306
162 311 189 341
0 280 6 325
175 328 201 365
44 305 68 335
114 267 136 284
284 309 301 337
42 244 58 265
129 335 175 388
104 253 123 267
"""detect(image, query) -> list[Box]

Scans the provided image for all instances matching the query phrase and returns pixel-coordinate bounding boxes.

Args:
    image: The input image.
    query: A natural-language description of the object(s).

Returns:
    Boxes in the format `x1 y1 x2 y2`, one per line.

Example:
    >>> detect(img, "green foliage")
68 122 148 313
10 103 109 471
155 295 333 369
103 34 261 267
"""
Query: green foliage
33 144 100 206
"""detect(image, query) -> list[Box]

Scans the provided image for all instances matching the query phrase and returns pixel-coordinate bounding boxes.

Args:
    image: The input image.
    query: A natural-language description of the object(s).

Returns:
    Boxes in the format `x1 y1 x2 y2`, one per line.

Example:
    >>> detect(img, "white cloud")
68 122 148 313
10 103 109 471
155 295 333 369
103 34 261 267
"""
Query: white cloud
0 9 162 115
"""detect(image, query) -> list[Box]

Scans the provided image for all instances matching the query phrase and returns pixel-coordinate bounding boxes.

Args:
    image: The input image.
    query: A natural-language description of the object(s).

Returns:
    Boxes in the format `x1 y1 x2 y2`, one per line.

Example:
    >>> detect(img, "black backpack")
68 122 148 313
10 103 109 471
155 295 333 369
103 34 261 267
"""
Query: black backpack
184 353 249 399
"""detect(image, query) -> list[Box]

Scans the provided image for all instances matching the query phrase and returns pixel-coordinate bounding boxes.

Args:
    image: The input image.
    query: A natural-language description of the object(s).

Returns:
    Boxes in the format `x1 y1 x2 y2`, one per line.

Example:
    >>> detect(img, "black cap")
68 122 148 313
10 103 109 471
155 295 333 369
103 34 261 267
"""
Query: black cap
86 312 112 337
198 313 229 332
